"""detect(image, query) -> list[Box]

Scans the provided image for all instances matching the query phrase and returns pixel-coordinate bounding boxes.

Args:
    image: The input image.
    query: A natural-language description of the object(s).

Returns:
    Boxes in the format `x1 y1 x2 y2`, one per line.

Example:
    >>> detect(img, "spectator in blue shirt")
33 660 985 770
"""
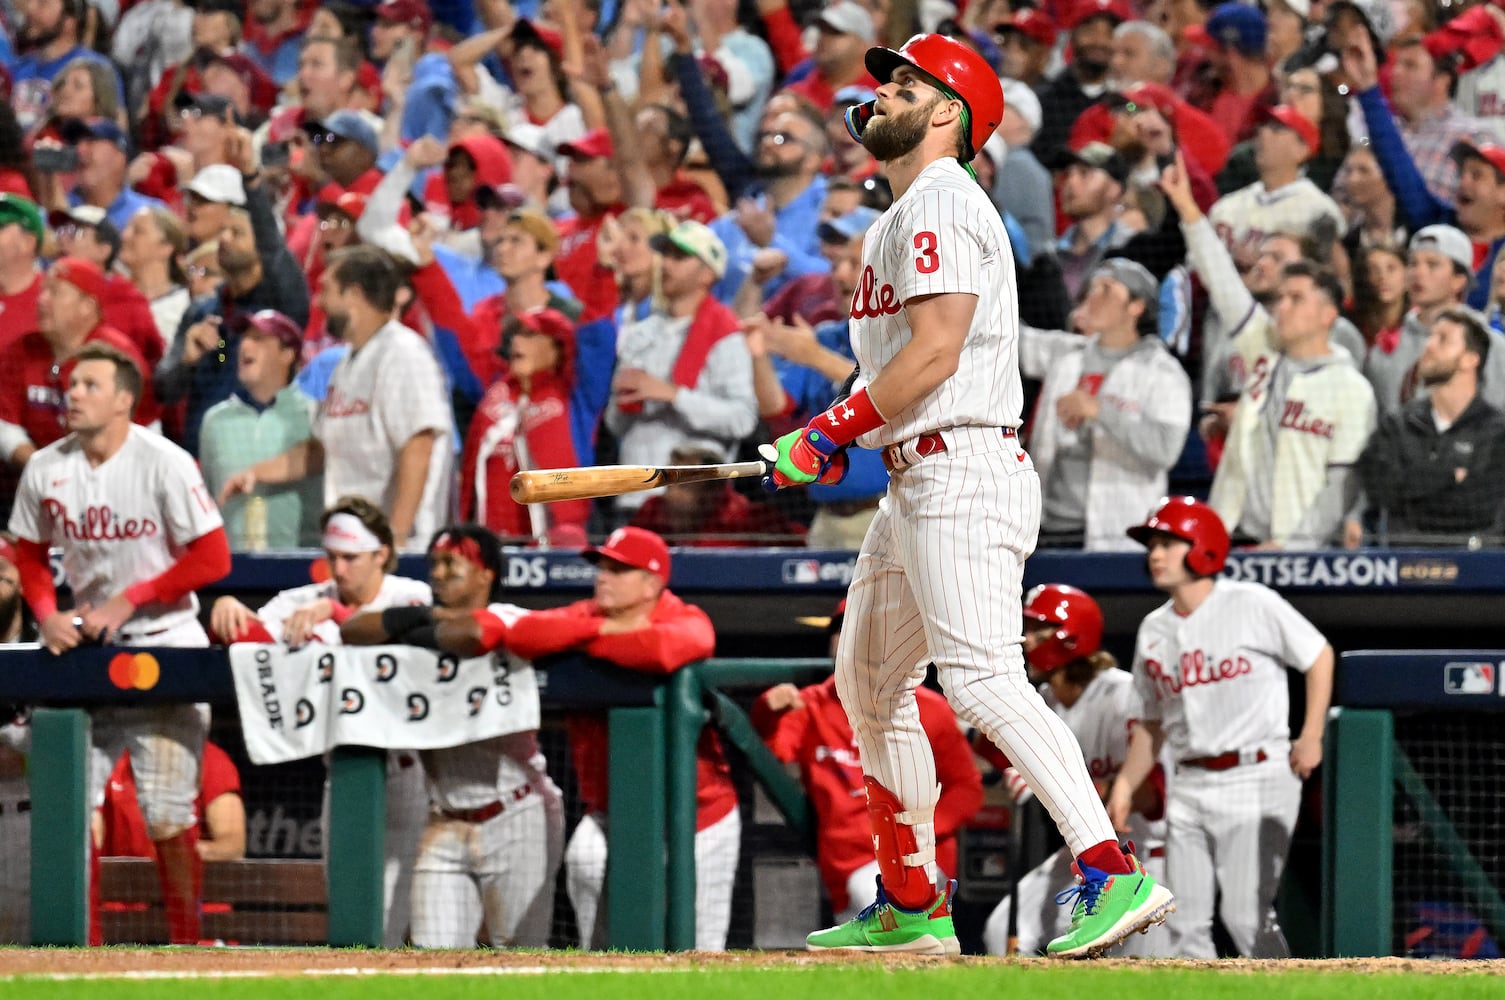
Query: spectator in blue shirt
747 206 886 549
709 104 830 303
59 118 169 231
6 0 125 130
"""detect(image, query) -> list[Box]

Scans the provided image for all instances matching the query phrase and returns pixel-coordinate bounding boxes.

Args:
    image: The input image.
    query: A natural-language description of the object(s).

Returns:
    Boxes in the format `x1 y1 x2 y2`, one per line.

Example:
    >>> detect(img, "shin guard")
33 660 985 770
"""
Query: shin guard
863 777 938 911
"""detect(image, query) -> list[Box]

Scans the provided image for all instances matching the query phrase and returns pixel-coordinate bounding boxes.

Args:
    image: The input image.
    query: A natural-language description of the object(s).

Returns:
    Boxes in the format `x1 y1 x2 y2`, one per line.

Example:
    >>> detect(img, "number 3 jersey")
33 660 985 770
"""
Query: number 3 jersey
848 157 1024 449
9 426 223 632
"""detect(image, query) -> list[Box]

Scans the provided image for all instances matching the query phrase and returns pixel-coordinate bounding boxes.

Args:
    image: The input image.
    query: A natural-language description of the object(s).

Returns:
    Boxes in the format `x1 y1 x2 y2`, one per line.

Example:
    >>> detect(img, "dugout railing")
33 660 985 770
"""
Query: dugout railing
1324 650 1505 959
0 644 835 949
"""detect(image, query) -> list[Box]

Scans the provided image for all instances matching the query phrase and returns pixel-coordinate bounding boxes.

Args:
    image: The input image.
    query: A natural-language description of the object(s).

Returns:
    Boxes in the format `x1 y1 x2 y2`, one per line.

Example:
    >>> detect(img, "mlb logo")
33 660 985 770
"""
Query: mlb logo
783 560 820 585
1444 662 1495 695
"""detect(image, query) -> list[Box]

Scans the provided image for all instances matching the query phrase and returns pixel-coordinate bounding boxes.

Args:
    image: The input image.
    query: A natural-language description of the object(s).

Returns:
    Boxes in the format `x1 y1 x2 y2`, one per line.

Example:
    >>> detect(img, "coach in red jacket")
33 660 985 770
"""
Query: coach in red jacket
753 600 983 921
446 527 738 950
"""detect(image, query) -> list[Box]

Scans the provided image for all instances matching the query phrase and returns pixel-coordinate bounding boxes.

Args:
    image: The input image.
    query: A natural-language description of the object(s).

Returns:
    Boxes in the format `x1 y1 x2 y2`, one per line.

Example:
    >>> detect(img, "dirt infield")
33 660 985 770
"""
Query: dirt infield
0 949 1502 977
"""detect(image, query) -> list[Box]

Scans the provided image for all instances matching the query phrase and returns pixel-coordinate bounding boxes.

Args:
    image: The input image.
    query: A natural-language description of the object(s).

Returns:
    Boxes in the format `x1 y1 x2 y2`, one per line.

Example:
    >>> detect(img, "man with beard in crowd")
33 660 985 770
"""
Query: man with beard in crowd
1034 0 1128 159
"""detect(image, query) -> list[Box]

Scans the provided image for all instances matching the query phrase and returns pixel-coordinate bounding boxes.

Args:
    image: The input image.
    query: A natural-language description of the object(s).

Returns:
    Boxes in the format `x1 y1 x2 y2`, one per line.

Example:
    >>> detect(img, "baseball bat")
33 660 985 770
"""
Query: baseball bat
510 461 770 504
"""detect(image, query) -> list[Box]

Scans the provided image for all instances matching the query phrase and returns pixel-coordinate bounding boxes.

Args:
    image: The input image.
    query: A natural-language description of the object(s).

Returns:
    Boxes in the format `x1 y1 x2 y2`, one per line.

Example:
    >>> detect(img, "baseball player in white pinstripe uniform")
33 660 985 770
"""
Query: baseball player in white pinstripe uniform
1112 496 1334 958
209 496 433 948
342 525 561 949
982 585 1167 957
762 34 1172 958
8 343 232 945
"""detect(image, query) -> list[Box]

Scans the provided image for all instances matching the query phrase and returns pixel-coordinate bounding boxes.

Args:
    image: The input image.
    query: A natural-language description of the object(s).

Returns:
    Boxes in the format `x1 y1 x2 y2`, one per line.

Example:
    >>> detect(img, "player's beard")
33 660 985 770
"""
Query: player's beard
862 96 940 163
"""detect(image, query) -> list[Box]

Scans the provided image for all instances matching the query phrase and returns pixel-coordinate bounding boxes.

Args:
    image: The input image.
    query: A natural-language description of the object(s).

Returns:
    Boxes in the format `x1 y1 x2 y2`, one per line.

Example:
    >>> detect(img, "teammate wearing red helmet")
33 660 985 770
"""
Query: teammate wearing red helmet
765 31 1173 958
1113 496 1334 958
980 584 1167 956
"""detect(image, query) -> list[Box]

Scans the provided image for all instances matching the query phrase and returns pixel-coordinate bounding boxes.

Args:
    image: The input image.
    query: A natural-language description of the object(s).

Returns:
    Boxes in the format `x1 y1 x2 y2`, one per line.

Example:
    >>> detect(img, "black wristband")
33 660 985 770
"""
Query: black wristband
400 624 441 650
380 605 434 638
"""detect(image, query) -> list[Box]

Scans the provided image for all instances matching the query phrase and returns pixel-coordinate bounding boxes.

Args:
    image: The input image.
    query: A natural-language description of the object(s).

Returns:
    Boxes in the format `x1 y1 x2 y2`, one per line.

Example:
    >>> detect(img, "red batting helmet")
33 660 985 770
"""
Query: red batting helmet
1126 496 1230 576
853 33 1004 162
1023 584 1104 672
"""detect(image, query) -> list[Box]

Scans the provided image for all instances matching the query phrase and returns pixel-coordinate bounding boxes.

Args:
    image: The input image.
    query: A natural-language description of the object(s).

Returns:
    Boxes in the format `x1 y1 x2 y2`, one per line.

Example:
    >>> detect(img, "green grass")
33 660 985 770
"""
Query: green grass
4 965 1505 1000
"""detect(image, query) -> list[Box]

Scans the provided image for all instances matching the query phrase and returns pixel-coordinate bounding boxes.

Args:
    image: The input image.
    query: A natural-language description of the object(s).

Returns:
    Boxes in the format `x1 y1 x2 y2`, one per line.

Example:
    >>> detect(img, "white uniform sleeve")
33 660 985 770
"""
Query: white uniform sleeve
1255 587 1328 673
893 190 986 303
377 334 452 448
1018 326 1084 380
255 582 327 636
1130 640 1162 722
485 602 529 626
156 442 225 544
6 458 46 544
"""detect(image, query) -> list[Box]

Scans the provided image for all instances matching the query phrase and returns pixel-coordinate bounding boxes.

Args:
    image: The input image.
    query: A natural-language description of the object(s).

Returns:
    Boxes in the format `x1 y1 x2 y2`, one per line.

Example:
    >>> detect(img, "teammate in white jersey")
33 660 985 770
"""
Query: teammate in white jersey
343 524 561 949
761 33 1173 958
7 343 231 945
981 585 1167 957
1110 496 1334 958
209 495 433 947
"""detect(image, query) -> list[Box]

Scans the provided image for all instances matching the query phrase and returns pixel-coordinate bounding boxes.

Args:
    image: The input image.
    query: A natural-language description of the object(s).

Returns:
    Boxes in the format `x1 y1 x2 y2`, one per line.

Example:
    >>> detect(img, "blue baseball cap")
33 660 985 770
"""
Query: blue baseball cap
60 117 130 152
304 110 379 155
818 207 881 244
1194 2 1267 54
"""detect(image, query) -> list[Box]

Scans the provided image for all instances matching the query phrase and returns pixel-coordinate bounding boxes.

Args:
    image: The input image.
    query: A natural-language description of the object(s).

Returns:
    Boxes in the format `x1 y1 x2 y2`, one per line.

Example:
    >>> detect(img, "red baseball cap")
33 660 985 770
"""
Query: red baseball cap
236 309 303 351
558 128 614 160
512 18 565 59
375 0 431 31
1257 104 1318 157
514 305 575 341
1065 0 1132 31
1452 138 1505 180
585 526 671 582
48 256 108 301
1117 82 1180 126
316 190 369 221
996 8 1058 47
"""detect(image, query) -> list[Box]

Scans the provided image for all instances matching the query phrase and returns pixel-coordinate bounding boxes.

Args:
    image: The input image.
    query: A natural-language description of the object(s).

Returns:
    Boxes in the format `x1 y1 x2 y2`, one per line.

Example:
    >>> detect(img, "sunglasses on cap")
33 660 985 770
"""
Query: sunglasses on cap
307 131 349 147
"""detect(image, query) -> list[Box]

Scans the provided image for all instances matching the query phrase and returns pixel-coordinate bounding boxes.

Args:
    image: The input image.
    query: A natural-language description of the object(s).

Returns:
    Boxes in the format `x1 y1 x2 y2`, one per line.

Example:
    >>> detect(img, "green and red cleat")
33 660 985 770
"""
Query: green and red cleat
807 877 961 956
1046 850 1176 958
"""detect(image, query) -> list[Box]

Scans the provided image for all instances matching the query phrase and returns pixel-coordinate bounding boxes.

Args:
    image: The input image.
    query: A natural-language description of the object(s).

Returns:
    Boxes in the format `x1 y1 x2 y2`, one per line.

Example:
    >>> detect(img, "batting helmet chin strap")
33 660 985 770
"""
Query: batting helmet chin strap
844 87 980 182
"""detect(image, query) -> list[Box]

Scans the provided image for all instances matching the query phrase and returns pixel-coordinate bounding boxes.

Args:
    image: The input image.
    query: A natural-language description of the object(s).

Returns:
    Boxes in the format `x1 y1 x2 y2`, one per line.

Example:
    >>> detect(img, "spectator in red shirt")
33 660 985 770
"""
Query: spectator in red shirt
0 195 44 345
631 441 806 546
555 129 627 323
476 527 739 950
0 257 158 469
1184 2 1278 147
769 1 880 112
460 307 590 545
754 600 982 921
96 742 245 861
48 205 166 372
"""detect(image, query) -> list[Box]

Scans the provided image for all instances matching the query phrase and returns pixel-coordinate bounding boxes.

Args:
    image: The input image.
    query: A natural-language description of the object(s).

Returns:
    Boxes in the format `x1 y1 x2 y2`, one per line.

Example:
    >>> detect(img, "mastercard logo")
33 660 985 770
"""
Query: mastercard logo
108 652 161 691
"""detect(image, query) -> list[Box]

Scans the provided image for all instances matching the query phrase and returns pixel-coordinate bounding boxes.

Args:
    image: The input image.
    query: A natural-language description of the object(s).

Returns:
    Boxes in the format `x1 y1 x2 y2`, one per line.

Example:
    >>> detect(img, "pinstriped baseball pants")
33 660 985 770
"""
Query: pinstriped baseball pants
835 433 1118 861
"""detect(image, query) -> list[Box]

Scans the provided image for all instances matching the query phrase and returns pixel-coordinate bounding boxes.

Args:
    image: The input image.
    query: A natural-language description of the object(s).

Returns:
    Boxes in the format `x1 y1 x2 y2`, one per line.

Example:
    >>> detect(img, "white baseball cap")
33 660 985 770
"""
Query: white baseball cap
186 164 246 206
650 220 728 278
1001 78 1043 137
816 0 876 42
1409 224 1474 276
503 122 556 167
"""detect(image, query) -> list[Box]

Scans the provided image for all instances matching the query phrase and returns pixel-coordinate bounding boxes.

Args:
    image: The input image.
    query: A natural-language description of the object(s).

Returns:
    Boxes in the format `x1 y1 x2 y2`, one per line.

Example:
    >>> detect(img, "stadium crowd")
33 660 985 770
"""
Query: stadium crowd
3 0 1505 549
0 0 1499 958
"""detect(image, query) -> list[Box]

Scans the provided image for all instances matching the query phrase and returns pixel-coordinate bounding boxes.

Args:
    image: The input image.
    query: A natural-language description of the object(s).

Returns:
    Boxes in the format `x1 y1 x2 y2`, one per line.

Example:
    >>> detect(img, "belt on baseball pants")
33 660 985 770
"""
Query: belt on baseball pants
881 427 1017 473
1180 749 1269 771
438 784 534 824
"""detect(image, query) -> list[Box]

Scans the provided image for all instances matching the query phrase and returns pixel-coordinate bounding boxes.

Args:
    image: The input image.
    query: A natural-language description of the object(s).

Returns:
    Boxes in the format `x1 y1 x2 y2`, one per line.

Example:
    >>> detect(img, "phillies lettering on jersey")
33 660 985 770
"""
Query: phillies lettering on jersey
1277 401 1335 439
41 500 159 541
1131 579 1326 759
323 388 372 419
850 265 903 319
1143 650 1254 699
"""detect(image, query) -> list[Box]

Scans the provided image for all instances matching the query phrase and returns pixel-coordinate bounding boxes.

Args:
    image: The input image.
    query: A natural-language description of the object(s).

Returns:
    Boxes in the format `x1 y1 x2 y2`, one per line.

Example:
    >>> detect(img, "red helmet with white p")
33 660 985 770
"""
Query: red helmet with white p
1022 583 1104 672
